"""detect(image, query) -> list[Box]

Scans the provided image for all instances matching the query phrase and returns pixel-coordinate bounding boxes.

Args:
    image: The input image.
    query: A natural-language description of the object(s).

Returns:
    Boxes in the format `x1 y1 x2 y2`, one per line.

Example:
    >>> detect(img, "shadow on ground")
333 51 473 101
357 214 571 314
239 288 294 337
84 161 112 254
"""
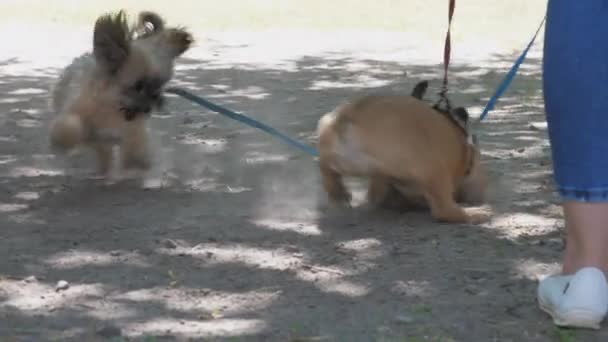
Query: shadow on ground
0 47 600 342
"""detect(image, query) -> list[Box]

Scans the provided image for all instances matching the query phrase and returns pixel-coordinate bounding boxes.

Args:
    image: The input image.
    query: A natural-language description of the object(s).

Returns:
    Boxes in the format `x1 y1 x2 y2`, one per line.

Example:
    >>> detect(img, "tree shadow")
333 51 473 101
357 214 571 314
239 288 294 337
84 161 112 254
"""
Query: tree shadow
1 42 605 342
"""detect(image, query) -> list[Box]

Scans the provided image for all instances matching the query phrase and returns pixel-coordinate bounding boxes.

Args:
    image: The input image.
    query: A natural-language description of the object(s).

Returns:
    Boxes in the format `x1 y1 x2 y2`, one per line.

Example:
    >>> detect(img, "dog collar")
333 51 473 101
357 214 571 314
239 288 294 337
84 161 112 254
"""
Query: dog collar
432 105 477 177
463 136 477 177
432 104 469 137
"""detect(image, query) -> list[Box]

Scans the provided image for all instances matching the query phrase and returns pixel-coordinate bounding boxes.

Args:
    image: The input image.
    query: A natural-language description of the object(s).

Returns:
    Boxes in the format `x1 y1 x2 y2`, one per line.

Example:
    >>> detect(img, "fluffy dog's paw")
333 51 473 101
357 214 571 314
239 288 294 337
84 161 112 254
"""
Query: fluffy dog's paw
319 196 352 213
464 206 493 224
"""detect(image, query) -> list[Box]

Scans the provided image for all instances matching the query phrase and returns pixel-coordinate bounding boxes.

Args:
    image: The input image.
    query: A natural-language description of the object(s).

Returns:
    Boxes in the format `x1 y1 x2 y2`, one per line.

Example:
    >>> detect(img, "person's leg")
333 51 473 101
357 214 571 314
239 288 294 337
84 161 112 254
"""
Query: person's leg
544 0 608 272
539 0 608 329
562 202 608 275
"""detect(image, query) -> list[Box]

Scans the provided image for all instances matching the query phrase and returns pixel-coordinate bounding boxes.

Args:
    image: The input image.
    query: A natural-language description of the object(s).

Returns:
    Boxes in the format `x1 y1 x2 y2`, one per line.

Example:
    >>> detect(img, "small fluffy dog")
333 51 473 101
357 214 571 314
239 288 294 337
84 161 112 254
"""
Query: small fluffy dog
48 10 193 178
316 81 487 224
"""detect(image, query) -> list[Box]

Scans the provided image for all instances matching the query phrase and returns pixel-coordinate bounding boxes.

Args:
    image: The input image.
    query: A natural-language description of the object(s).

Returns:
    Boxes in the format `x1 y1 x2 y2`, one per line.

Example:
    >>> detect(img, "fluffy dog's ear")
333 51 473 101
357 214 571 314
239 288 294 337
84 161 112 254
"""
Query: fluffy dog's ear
164 28 194 58
93 10 131 75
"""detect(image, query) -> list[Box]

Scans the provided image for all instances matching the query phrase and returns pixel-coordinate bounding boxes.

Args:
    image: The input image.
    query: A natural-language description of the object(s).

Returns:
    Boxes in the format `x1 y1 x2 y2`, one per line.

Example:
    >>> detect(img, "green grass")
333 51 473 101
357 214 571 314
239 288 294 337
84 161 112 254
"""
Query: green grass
552 327 577 342
1 0 547 49
104 336 159 342
376 333 457 342
413 304 433 315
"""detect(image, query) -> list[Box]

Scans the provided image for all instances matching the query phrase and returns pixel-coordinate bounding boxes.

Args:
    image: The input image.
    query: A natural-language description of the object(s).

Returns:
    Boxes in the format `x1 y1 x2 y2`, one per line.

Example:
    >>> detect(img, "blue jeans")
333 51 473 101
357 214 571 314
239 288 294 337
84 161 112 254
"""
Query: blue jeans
543 0 608 202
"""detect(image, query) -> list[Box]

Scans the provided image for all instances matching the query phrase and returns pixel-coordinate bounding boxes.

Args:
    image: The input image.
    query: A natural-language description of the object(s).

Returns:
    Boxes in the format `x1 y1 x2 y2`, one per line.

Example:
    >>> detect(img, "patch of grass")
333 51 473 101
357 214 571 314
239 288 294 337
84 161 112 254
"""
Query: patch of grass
552 327 577 342
392 326 458 342
225 337 244 342
107 336 159 342
287 323 320 342
410 332 456 342
412 304 433 315
289 323 304 336
376 335 456 342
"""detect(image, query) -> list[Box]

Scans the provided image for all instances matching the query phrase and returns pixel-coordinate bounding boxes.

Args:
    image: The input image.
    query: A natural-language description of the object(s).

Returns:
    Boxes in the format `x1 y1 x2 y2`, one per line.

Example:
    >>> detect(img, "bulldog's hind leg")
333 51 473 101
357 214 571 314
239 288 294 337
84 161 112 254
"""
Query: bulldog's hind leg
420 173 470 223
367 175 392 207
367 175 407 210
411 80 429 100
320 162 351 206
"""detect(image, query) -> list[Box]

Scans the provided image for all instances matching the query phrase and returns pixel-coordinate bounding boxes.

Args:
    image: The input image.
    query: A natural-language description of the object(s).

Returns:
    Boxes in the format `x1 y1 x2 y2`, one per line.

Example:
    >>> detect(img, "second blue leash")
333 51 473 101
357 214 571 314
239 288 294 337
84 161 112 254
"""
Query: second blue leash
166 87 319 158
478 15 547 121
168 15 546 154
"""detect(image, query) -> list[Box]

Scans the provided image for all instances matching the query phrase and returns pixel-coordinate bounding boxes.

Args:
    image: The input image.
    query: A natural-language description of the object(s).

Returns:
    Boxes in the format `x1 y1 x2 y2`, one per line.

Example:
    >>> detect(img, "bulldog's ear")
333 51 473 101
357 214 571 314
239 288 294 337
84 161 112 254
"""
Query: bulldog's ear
411 80 429 100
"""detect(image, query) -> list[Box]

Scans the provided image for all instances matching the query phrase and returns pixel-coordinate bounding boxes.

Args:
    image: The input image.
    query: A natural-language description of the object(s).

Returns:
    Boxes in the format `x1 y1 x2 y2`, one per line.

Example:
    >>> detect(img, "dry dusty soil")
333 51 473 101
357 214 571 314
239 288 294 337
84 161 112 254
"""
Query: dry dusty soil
1 23 606 341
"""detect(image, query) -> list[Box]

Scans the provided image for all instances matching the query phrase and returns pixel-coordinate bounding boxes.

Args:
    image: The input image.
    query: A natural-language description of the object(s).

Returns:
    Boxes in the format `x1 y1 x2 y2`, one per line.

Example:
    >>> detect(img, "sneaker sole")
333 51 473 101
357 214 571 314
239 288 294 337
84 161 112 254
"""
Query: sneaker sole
538 298 603 330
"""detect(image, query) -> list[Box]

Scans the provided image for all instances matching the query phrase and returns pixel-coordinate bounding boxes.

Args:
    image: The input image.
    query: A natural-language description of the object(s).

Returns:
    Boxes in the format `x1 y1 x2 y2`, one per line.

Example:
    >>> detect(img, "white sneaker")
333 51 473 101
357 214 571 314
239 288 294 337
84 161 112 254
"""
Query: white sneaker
538 273 573 315
537 267 608 329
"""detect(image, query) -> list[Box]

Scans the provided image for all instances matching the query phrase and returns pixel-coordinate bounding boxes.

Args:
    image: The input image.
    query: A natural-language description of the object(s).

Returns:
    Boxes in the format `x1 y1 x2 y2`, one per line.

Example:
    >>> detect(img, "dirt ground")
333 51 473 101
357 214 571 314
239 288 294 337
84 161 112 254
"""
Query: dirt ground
1 21 606 342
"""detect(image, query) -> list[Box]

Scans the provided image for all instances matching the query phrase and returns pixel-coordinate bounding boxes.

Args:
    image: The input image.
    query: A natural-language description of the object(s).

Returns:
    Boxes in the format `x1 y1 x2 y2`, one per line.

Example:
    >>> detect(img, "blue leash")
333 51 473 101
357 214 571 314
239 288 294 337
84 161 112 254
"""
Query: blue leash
478 15 547 121
166 87 319 157
167 16 545 156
